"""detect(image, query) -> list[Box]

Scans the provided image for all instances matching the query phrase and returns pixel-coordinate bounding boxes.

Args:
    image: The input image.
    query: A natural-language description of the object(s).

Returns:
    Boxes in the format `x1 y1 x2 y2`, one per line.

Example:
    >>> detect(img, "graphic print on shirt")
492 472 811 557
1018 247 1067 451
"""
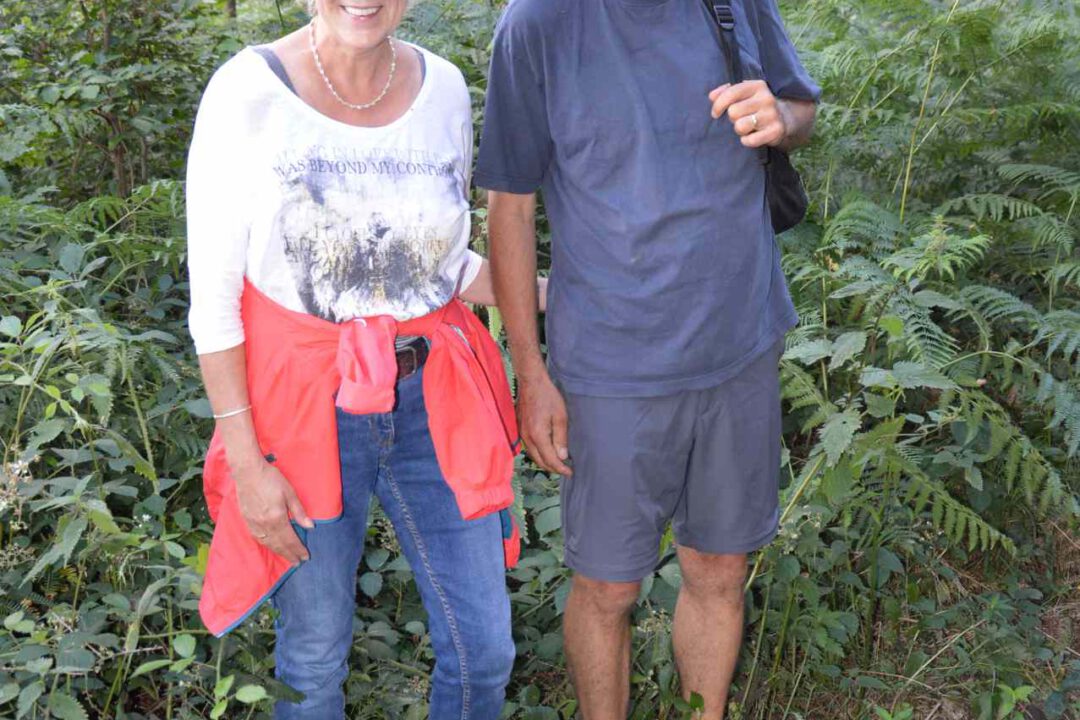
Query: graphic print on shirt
268 145 467 322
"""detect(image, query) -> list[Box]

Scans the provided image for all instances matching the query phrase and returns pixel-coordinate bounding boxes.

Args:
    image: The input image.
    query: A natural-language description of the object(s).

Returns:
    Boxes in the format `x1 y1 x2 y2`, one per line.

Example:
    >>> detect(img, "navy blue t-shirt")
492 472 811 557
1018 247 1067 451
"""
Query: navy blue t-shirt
475 0 821 397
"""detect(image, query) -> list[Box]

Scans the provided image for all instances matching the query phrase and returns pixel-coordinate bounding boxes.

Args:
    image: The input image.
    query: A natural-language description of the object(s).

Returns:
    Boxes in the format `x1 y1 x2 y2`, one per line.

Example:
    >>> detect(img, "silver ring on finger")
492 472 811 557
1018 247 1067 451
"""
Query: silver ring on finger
750 112 759 130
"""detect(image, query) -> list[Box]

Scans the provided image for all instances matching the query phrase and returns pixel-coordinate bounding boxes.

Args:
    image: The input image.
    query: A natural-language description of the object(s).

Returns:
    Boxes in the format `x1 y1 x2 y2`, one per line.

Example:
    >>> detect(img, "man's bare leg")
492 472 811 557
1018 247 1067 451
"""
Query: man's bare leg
563 574 641 720
672 546 749 720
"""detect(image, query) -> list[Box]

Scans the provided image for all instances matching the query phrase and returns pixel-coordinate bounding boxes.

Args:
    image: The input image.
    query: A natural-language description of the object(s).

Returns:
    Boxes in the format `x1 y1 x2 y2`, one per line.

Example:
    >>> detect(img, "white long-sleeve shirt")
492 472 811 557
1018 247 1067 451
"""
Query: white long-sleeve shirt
185 42 482 355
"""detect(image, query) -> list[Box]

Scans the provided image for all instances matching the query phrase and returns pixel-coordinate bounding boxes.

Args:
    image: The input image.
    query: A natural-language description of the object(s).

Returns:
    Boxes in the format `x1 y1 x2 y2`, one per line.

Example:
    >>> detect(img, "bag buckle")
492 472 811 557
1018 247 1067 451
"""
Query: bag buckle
712 3 735 30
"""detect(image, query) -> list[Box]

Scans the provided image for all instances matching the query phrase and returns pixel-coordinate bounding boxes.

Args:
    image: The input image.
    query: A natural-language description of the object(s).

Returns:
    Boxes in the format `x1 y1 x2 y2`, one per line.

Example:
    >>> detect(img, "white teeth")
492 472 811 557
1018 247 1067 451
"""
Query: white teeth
342 5 378 16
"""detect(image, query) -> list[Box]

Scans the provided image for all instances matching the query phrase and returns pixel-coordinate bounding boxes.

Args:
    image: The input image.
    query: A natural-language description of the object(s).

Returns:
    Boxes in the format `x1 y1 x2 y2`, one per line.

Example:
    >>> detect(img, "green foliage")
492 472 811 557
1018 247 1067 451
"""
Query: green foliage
0 0 1078 718
0 0 241 200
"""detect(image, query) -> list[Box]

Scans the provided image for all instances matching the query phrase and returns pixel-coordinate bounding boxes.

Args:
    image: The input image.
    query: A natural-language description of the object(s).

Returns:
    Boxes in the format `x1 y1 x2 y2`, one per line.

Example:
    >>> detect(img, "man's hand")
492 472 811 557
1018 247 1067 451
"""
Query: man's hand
518 371 573 477
709 80 786 148
709 80 815 152
233 458 314 565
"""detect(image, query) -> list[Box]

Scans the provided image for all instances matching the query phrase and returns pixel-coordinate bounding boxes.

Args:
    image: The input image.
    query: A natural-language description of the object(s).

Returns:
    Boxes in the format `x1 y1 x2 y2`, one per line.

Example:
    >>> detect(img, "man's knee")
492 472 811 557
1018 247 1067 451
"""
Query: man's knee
570 573 641 617
678 547 748 604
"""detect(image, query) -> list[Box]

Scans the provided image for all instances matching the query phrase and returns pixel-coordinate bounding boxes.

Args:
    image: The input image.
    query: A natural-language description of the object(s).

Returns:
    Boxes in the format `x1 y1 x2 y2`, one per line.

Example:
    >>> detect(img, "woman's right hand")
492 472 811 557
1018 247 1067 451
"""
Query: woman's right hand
196 344 314 565
233 459 314 565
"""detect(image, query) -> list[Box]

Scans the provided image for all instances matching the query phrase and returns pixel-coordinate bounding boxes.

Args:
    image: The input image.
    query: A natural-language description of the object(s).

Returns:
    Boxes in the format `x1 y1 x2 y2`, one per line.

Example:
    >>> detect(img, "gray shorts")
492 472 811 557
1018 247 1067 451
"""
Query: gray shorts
558 341 784 582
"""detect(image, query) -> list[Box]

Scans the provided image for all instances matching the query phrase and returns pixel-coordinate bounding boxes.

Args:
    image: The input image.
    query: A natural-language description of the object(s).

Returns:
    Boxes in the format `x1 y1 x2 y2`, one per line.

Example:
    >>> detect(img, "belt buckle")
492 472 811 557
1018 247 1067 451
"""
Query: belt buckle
396 341 420 380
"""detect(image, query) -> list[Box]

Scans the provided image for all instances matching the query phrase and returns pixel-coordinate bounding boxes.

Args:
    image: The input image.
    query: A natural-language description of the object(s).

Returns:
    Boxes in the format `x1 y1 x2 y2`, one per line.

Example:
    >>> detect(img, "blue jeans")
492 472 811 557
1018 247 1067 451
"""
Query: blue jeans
268 365 515 719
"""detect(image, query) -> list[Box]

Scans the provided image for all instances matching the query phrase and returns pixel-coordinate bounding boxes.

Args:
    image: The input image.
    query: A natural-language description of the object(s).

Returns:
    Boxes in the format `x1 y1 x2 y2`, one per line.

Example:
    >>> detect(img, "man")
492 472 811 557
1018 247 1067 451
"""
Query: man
475 0 820 717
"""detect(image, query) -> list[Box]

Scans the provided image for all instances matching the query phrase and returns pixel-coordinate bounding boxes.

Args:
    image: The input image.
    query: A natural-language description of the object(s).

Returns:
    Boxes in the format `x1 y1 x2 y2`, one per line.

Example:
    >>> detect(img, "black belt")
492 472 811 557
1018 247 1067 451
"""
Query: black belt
395 336 429 380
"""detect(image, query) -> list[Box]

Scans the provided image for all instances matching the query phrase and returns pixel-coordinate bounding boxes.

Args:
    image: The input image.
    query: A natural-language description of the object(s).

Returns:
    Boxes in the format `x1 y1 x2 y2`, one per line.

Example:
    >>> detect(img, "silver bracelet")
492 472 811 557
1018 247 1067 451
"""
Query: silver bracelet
212 404 251 420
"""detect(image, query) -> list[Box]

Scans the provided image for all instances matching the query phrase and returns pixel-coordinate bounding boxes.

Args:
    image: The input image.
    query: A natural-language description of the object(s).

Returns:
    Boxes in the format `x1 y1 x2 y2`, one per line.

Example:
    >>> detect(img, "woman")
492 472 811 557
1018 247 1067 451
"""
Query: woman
185 1 541 717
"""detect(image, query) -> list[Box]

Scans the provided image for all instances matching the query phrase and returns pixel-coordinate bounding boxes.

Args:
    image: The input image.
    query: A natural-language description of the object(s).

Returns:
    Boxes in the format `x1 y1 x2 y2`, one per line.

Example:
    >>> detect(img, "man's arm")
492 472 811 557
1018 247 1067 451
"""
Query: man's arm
488 190 572 476
775 97 816 152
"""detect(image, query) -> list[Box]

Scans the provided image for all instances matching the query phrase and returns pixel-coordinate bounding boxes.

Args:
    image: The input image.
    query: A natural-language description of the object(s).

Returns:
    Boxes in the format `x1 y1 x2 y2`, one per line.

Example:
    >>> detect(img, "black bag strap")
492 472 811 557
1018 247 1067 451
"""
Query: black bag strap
700 0 746 84
700 0 770 165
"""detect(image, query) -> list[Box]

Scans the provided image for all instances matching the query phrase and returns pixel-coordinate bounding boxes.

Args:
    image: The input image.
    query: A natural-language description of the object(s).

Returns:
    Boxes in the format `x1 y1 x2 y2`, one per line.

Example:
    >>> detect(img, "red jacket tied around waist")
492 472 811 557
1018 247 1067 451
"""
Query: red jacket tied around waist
199 278 522 637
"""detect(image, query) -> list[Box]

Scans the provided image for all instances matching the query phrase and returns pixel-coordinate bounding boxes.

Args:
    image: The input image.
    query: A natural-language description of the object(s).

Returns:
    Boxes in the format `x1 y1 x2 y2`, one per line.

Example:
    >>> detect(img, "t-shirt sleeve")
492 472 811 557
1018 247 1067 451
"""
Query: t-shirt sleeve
473 6 552 194
460 249 485 293
459 66 475 194
755 0 822 102
453 63 485 296
185 60 252 355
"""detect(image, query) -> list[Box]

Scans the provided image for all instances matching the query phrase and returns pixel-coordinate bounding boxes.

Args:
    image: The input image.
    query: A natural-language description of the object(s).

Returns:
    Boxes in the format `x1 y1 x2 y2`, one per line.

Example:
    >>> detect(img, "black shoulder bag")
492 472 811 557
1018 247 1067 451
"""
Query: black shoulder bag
700 0 809 234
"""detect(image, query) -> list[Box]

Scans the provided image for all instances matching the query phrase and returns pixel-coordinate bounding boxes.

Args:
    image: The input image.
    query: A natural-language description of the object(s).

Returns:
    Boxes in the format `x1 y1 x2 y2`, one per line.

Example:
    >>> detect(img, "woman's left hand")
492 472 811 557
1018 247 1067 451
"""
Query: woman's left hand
538 277 548 313
460 258 548 313
708 80 791 149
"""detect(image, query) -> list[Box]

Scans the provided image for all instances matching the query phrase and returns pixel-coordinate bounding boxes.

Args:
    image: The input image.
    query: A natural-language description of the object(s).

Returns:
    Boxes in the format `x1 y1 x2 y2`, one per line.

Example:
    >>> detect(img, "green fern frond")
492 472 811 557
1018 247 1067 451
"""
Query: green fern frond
958 285 1040 327
1037 310 1080 364
889 290 958 367
935 193 1044 223
1019 440 1071 514
781 361 838 433
1041 374 1080 457
945 387 1078 510
782 250 834 287
149 349 182 388
883 223 990 281
998 11 1061 54
923 293 994 355
821 200 904 256
69 194 127 230
511 471 528 541
996 163 1080 202
902 467 1015 554
1019 214 1076 252
784 307 826 349
831 255 897 300
1050 262 1080 290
